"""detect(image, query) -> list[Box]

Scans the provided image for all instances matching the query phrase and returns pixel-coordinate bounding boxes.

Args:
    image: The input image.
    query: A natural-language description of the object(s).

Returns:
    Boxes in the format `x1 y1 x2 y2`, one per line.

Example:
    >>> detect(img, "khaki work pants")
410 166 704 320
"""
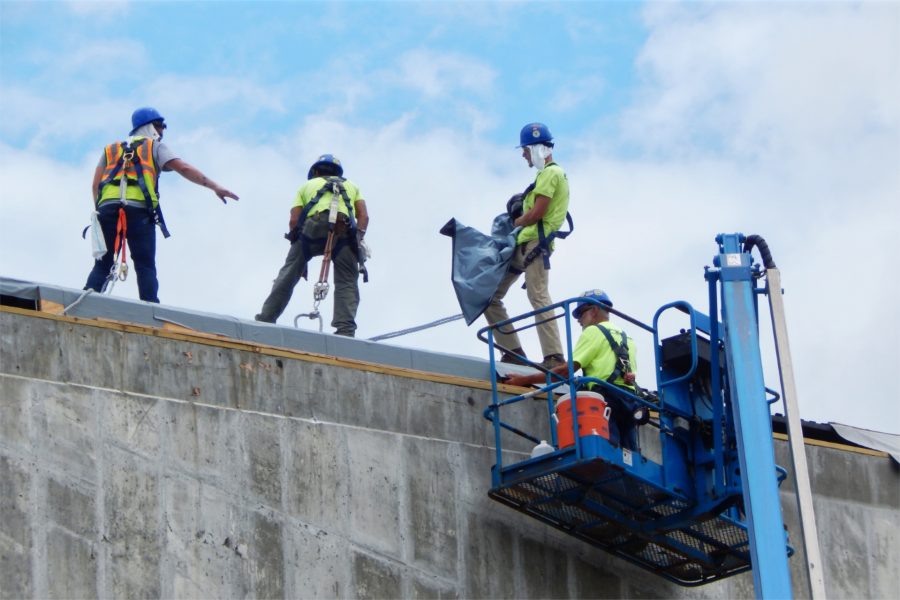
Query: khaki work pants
483 240 562 359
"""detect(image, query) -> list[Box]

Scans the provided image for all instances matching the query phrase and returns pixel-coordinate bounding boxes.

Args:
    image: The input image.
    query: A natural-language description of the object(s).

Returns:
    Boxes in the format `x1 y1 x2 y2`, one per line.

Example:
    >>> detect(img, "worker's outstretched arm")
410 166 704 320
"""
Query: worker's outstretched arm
164 158 239 203
514 194 550 227
505 361 579 388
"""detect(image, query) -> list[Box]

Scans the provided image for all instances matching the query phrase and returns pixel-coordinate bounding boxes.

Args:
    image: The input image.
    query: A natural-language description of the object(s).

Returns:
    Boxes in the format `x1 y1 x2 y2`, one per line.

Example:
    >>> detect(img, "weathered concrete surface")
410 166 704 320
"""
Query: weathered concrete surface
1 309 898 599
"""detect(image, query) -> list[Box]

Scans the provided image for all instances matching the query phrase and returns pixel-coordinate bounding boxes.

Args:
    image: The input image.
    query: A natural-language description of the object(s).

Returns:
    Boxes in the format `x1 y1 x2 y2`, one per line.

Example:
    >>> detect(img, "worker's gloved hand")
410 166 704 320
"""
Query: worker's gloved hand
506 193 524 220
357 231 371 259
624 372 636 385
285 227 300 244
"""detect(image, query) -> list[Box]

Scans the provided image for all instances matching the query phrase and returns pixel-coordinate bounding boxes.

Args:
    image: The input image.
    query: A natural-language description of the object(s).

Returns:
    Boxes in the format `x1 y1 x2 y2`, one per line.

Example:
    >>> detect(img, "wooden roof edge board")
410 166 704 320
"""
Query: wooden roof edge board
772 432 888 458
2 304 503 393
39 299 66 315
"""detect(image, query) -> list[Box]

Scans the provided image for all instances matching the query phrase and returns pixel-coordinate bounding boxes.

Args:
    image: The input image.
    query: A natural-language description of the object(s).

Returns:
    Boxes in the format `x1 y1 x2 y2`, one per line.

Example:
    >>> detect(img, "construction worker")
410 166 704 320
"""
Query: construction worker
484 122 569 369
504 289 645 450
83 107 239 302
255 154 369 336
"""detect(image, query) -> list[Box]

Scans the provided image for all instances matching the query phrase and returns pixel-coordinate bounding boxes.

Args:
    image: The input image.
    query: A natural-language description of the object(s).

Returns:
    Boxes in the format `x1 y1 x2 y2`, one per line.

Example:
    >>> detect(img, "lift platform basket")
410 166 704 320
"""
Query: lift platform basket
489 436 752 586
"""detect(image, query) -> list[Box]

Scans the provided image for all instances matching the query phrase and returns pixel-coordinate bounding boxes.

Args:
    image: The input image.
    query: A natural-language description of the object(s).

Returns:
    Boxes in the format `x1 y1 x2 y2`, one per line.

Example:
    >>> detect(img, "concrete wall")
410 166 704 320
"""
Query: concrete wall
1 309 897 599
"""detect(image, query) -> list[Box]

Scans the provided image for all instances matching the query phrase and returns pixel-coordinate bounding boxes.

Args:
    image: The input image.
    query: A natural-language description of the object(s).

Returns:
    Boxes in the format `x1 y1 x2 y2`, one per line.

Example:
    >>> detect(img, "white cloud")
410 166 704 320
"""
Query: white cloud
550 74 606 112
148 74 286 118
0 88 135 151
48 38 148 74
627 2 899 165
389 48 497 98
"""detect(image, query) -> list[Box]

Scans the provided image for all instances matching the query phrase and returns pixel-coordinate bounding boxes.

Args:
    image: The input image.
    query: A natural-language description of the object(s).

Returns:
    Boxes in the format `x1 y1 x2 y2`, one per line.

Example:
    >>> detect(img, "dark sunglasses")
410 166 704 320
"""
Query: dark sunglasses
574 306 591 319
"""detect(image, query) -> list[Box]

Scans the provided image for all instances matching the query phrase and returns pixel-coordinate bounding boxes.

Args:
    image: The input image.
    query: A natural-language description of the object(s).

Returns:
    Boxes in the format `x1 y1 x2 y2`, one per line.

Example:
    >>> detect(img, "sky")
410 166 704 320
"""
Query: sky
1 1 898 435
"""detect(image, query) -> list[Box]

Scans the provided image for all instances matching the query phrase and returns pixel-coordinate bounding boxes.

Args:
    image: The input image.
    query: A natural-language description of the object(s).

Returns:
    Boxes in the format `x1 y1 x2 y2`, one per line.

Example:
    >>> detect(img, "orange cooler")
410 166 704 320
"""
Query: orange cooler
555 391 610 448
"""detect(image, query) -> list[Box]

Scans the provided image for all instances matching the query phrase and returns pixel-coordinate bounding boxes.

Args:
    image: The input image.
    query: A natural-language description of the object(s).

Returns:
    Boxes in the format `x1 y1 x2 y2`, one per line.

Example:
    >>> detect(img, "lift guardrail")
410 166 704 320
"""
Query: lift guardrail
475 234 794 591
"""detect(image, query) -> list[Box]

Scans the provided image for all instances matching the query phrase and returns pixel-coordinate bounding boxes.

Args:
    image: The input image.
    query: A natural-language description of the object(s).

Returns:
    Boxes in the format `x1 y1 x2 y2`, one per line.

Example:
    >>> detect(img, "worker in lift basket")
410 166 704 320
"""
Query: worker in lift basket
503 289 648 450
83 107 240 302
483 122 569 370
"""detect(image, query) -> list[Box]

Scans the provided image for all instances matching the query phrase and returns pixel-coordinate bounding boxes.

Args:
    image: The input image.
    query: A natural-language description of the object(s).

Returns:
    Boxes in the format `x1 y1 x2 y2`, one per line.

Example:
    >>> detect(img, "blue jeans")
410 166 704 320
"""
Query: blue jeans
84 203 159 302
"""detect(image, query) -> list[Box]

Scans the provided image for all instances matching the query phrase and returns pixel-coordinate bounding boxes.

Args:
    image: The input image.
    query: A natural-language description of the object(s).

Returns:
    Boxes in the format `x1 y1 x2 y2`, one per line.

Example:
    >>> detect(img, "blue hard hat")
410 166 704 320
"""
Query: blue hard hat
518 122 553 148
130 107 165 134
573 289 613 318
307 154 344 179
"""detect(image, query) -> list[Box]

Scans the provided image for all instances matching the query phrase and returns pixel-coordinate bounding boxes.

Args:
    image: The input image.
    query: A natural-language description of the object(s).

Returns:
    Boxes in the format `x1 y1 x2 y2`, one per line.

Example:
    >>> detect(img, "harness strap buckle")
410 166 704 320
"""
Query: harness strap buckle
313 282 329 302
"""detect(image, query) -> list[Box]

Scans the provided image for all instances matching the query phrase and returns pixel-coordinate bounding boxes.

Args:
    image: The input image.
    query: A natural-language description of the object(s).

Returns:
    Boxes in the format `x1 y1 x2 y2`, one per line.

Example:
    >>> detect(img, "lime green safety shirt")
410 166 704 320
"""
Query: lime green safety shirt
571 322 638 391
516 162 569 245
292 177 362 218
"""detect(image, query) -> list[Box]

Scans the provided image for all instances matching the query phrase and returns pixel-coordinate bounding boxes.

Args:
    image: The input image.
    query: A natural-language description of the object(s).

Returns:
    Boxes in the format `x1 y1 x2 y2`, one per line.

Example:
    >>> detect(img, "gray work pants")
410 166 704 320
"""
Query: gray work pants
483 239 562 358
257 213 360 336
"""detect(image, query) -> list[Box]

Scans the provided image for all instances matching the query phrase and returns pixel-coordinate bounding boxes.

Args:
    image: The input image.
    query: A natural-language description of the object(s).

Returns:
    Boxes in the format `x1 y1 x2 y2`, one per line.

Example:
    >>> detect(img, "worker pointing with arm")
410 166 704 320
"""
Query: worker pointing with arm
84 107 238 302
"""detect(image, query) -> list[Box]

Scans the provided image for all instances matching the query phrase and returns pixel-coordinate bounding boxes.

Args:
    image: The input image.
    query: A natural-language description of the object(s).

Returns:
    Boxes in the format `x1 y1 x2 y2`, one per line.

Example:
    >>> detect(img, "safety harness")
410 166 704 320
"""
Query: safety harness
594 324 635 387
592 323 654 430
515 179 574 270
81 138 169 292
292 176 368 284
96 138 170 238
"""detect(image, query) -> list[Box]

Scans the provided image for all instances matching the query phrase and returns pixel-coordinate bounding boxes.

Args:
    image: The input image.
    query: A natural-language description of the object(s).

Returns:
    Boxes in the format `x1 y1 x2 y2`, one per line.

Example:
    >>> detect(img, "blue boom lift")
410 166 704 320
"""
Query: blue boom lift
479 233 823 598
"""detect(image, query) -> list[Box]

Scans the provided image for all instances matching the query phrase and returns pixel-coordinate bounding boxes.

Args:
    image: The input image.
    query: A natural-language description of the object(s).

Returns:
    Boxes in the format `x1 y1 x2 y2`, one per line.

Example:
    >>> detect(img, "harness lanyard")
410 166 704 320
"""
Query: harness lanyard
104 206 129 292
313 230 336 309
312 181 343 309
107 147 136 289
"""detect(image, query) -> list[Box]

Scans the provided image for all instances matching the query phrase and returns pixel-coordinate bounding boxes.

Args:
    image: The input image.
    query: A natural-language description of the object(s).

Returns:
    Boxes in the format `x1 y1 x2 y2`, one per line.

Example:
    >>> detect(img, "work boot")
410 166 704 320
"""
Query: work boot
500 347 529 366
541 354 565 369
254 313 275 324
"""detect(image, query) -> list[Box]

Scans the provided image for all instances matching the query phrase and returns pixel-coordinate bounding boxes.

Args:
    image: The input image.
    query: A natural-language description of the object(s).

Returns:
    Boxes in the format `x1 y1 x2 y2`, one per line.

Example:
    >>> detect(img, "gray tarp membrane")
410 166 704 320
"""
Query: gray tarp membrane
440 213 519 326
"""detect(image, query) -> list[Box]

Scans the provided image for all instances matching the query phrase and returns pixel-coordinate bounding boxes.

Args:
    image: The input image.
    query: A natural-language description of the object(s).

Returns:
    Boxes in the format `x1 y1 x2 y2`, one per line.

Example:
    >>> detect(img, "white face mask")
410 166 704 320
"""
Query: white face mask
528 144 550 171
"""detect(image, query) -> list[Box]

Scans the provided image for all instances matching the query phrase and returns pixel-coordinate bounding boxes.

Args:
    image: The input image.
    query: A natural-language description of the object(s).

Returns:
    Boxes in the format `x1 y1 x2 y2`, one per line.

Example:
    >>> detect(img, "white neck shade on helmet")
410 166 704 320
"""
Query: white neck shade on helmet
129 123 160 142
528 144 551 171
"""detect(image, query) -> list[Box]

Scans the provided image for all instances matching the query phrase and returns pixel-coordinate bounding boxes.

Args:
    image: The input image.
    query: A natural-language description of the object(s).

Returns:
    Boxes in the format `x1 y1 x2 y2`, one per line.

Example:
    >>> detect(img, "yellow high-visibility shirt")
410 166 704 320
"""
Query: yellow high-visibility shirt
292 177 362 219
516 162 569 245
571 322 637 390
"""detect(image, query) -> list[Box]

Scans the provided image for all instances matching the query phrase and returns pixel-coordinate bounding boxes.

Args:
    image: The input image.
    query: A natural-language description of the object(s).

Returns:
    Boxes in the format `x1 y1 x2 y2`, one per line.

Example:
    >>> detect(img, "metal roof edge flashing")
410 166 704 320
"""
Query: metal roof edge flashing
0 275 491 383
